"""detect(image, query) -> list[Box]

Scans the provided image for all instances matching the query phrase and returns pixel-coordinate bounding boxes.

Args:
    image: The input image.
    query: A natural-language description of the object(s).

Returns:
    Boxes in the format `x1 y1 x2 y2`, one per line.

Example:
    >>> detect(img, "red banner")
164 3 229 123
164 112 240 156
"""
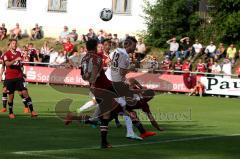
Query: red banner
24 66 191 92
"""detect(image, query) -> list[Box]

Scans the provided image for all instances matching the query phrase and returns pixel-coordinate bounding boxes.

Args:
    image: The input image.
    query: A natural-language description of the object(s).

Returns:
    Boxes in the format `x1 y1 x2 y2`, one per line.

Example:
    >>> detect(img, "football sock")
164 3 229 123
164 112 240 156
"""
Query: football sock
8 102 13 114
25 97 34 112
129 112 146 134
79 101 96 112
123 115 135 135
20 95 28 108
100 119 109 146
2 93 7 108
114 115 121 125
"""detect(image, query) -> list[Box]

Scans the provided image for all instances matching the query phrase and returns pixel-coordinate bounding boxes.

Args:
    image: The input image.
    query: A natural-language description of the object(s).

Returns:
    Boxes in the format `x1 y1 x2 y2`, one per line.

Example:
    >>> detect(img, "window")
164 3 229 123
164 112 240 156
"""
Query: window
8 0 27 9
48 0 67 12
112 0 131 15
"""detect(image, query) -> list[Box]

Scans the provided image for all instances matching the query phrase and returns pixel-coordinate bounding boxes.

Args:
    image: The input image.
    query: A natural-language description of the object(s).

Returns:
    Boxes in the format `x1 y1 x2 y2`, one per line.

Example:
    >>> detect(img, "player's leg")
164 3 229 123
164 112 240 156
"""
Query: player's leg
5 79 16 118
77 99 97 113
1 86 8 112
17 79 37 117
113 114 122 128
123 115 142 140
18 93 30 113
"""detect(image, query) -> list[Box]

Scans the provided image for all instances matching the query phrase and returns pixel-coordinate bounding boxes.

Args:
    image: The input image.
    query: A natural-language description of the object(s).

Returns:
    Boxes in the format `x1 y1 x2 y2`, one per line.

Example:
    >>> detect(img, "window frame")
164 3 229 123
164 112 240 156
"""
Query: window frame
7 0 27 10
48 0 67 13
112 0 132 15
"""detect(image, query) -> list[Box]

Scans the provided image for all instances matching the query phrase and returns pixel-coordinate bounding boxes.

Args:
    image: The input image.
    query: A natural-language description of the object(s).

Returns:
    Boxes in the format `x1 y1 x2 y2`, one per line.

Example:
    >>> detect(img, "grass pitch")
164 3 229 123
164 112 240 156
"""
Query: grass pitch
0 84 240 159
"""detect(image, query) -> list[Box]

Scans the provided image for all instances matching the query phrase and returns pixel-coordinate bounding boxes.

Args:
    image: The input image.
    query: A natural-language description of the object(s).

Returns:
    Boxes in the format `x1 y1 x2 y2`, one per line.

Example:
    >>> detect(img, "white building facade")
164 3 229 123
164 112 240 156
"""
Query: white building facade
0 0 154 38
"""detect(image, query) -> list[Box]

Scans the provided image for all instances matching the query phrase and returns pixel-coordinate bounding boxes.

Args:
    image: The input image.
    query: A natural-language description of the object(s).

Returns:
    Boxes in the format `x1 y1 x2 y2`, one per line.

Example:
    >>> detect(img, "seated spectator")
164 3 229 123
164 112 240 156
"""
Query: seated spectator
107 33 113 40
226 44 237 64
69 51 82 69
36 49 43 63
0 23 7 40
182 59 192 72
215 43 225 60
211 61 221 75
205 41 216 58
22 48 30 64
55 51 67 66
160 56 172 73
97 29 106 43
41 41 53 63
135 38 146 61
86 28 97 41
166 37 179 60
192 39 203 60
27 43 37 63
173 58 183 75
150 56 159 70
207 58 214 73
10 23 22 40
188 81 205 97
180 37 192 60
58 26 70 44
196 59 206 75
112 34 120 49
30 23 42 40
49 50 59 66
69 28 78 42
97 43 104 54
222 58 232 78
63 37 74 57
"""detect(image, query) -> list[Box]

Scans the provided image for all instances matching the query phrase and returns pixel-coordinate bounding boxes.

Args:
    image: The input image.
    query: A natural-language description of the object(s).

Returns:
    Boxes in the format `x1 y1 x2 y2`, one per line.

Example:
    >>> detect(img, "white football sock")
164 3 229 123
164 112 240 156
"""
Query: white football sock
79 100 96 112
124 115 135 136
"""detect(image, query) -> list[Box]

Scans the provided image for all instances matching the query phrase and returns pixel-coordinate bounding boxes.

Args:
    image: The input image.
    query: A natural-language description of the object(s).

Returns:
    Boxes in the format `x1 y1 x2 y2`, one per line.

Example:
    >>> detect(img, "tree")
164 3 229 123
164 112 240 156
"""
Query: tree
143 0 200 47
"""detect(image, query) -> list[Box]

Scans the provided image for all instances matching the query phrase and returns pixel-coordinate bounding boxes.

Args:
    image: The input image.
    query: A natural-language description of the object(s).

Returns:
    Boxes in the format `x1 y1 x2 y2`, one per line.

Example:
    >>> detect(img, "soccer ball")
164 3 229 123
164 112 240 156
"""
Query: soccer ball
100 8 113 21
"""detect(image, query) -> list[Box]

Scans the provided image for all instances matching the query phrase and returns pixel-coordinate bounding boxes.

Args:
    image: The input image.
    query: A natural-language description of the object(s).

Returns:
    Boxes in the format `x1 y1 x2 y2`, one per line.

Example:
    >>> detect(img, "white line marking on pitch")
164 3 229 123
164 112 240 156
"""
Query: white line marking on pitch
12 133 240 158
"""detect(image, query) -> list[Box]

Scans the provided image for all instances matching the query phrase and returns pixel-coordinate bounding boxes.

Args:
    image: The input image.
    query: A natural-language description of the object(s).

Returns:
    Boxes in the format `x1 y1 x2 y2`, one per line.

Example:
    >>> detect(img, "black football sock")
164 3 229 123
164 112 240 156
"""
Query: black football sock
8 102 13 114
20 95 28 108
114 115 121 125
25 97 34 112
2 93 7 108
100 119 109 147
132 120 146 134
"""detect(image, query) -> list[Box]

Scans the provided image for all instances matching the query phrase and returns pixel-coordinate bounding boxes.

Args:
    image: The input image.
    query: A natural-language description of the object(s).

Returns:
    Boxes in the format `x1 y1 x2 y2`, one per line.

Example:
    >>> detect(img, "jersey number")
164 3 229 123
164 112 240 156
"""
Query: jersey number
112 52 120 67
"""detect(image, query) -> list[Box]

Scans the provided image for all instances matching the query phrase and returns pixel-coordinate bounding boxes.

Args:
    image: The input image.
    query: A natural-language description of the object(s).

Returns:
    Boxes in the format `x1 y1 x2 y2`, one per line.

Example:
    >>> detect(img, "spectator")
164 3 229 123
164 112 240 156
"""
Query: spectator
28 43 37 63
0 23 7 40
49 50 59 66
188 81 205 97
215 43 225 60
226 44 237 64
97 29 105 43
69 28 78 42
205 41 216 58
30 23 42 40
166 37 179 60
55 51 67 66
196 59 206 75
41 41 53 63
35 49 43 63
107 33 112 40
180 37 192 60
236 66 240 78
222 58 232 78
10 23 22 40
207 58 214 73
112 34 120 49
192 39 203 60
97 43 104 54
135 38 146 60
86 28 97 41
160 56 172 73
22 47 30 64
173 58 182 75
150 56 159 70
69 51 82 69
182 59 192 72
58 26 70 44
211 61 221 75
63 37 74 57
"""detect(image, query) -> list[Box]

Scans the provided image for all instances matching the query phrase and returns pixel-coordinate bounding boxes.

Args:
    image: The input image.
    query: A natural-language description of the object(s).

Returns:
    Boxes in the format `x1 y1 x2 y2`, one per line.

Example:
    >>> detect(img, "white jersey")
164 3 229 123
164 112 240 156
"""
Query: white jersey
105 48 130 82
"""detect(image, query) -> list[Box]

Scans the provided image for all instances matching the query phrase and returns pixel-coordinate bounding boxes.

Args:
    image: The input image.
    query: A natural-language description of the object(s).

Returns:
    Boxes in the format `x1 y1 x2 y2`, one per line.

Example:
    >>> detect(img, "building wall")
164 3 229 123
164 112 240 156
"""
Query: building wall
0 0 153 38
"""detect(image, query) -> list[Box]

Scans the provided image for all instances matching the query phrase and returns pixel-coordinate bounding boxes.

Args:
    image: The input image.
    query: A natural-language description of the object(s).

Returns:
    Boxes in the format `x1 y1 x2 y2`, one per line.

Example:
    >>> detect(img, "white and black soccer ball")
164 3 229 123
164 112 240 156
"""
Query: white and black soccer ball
100 8 113 21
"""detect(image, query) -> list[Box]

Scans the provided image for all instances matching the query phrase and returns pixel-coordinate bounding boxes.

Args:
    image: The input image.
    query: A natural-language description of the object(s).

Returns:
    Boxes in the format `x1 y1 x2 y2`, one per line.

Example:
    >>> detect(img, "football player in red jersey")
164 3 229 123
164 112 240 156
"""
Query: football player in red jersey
3 39 37 118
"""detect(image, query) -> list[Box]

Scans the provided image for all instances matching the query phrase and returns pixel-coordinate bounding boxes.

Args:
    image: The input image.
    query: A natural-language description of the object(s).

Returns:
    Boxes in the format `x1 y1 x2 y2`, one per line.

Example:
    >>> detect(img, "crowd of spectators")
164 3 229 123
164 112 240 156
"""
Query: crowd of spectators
0 23 240 77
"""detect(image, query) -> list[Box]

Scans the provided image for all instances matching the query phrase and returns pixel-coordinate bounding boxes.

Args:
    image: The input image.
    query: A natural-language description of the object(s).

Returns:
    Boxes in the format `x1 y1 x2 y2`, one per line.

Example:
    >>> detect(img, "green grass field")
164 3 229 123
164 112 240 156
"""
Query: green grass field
0 84 240 159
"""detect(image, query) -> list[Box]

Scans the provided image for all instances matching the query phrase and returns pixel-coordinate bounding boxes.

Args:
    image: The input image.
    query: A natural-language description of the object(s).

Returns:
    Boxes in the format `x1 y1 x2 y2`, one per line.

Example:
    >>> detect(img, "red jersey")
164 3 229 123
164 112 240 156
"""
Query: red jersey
236 67 240 75
196 63 206 72
207 62 214 72
3 50 23 80
161 59 172 70
63 42 74 53
182 63 191 71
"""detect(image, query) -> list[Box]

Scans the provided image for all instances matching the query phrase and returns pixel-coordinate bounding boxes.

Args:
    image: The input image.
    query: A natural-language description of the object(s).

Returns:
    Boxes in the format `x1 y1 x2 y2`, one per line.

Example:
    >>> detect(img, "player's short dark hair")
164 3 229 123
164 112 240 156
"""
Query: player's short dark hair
125 36 137 43
86 39 98 51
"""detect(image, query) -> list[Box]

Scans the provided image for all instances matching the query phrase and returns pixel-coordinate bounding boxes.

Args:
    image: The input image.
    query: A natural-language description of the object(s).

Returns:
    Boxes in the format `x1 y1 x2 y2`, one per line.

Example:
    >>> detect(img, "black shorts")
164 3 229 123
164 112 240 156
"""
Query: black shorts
5 78 26 93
